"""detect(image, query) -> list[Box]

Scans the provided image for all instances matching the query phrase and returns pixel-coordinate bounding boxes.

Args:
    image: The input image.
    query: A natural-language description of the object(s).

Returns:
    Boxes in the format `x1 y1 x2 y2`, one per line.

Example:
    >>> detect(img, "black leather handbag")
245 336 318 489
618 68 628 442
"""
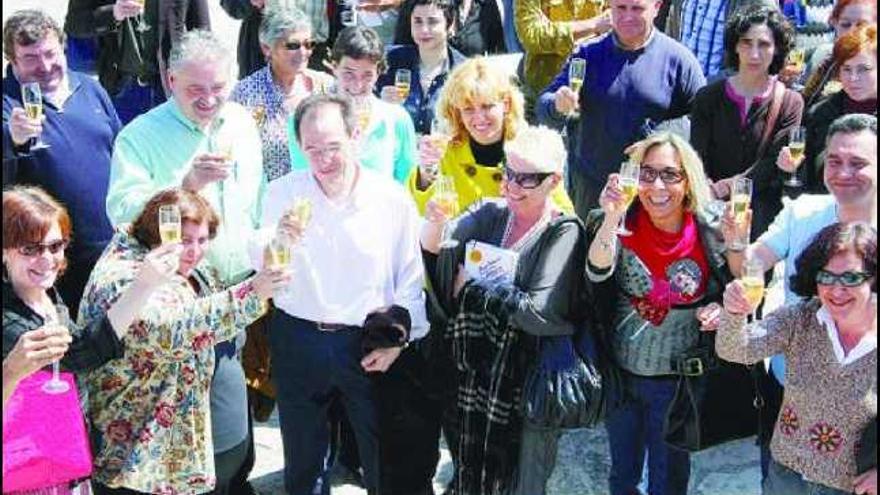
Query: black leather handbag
520 331 605 430
663 333 761 452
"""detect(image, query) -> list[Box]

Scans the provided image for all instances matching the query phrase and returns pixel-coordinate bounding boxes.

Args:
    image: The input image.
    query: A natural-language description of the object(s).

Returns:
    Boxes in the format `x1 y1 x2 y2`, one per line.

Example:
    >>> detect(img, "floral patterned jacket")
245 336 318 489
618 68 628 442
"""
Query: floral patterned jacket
78 231 266 494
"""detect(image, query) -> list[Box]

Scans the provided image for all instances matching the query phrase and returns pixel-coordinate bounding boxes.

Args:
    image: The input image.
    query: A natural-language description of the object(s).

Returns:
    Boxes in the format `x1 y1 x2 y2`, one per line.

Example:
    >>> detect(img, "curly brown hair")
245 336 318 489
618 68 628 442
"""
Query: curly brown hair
791 222 877 298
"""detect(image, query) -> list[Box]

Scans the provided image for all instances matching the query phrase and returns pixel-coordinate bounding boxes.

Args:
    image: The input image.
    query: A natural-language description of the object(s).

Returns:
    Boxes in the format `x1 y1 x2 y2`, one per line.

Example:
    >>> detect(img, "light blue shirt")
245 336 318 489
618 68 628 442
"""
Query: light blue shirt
756 194 838 383
680 0 727 78
107 99 266 285
288 97 417 184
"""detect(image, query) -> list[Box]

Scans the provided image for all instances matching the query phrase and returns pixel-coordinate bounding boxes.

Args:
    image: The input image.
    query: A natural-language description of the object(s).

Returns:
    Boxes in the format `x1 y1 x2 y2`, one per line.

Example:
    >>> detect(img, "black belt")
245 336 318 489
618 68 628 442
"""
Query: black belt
291 315 357 333
670 348 720 377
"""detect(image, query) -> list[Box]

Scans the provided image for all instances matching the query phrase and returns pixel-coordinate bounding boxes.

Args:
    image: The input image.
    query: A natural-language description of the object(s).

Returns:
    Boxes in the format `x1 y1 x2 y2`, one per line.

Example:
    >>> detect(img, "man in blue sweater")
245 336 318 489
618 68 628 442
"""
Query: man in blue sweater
2 9 121 317
537 0 706 220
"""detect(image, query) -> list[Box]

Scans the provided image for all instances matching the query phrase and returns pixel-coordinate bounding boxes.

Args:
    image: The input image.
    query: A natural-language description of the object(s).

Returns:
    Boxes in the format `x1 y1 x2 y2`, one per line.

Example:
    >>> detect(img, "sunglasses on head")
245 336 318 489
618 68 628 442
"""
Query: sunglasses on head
284 40 316 51
816 270 872 287
639 166 686 184
18 239 69 257
503 167 553 189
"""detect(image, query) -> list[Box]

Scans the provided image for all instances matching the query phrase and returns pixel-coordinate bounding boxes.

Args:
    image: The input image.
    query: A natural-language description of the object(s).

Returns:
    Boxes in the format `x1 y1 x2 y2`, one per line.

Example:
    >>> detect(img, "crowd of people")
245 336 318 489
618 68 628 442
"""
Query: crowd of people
1 0 876 495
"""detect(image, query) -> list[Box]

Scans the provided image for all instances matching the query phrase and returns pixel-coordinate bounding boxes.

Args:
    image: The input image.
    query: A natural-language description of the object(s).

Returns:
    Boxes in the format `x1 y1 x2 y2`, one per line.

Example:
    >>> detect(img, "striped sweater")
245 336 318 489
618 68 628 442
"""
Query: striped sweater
717 299 877 491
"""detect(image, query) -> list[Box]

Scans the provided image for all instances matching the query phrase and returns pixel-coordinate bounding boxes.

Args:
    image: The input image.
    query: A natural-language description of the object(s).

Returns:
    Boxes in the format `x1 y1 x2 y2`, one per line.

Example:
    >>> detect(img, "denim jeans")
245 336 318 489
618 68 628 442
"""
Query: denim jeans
605 374 691 495
269 311 379 495
763 459 852 495
514 425 562 495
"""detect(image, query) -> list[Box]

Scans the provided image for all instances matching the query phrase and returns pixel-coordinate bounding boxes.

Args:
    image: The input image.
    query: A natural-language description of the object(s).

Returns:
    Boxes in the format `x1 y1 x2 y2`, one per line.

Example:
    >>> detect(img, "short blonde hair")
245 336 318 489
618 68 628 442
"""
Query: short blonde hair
626 132 713 216
503 125 565 174
436 57 525 144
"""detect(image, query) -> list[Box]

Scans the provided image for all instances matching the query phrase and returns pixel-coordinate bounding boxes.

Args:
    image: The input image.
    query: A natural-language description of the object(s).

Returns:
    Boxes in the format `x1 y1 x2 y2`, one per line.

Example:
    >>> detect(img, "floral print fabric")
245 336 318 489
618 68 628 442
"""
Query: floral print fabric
78 232 266 493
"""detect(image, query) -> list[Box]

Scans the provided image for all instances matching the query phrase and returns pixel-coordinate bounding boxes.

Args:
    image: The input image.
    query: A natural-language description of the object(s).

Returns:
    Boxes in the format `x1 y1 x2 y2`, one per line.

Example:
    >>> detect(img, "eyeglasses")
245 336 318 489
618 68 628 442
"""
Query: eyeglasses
284 40 316 51
18 239 69 257
816 269 872 287
503 167 553 189
639 166 686 184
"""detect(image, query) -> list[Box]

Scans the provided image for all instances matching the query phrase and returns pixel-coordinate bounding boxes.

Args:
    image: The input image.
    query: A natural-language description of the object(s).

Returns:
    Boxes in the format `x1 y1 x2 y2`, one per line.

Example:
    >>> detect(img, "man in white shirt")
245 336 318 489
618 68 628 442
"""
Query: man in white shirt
722 112 877 478
261 93 428 495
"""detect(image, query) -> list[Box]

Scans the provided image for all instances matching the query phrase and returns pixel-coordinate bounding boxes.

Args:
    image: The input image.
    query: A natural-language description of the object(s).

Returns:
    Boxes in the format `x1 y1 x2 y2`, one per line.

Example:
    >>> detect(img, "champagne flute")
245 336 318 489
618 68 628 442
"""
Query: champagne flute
132 0 150 32
266 237 291 269
785 126 806 187
729 177 753 251
158 205 182 244
615 161 640 237
41 306 71 395
423 117 451 179
568 58 586 118
395 69 412 101
21 82 50 150
741 258 766 322
434 175 460 249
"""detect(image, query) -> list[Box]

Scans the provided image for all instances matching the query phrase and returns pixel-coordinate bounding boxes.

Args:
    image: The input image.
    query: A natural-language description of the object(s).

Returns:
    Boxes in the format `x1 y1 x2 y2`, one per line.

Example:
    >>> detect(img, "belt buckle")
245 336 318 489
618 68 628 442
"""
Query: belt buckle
316 322 342 332
681 357 704 376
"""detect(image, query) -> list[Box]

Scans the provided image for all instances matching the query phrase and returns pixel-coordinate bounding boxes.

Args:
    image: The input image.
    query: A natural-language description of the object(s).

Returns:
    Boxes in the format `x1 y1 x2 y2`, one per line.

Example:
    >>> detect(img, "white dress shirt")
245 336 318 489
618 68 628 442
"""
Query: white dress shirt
258 166 429 340
816 305 878 366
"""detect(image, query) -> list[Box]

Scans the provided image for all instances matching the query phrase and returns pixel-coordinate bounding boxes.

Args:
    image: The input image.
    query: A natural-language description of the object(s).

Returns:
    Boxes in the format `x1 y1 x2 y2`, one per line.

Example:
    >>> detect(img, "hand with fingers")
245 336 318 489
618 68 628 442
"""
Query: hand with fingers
8 107 45 146
4 326 72 385
598 173 630 224
113 0 145 21
696 302 723 332
723 280 760 316
182 153 232 192
251 266 293 300
138 242 184 287
553 85 580 115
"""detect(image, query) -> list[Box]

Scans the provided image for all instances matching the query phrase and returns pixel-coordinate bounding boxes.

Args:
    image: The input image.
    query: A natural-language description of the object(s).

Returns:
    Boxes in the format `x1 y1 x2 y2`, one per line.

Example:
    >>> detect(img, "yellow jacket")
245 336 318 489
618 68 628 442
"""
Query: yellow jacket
406 139 574 215
515 0 603 99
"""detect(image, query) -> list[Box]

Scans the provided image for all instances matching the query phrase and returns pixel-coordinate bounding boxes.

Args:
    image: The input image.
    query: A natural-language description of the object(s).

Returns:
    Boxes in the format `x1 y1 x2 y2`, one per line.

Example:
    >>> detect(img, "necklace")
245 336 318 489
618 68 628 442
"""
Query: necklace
502 206 553 251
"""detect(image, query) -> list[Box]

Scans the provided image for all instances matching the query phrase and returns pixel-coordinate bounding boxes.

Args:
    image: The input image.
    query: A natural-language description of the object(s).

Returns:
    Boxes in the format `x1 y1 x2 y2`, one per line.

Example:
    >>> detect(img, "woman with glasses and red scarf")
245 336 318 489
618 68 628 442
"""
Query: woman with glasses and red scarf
2 186 178 494
718 221 877 495
585 132 731 495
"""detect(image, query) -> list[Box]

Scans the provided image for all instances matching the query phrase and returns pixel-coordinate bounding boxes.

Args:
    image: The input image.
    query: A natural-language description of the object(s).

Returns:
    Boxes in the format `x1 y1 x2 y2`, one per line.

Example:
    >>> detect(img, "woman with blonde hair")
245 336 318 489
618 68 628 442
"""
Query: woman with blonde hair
585 132 732 495
408 56 572 214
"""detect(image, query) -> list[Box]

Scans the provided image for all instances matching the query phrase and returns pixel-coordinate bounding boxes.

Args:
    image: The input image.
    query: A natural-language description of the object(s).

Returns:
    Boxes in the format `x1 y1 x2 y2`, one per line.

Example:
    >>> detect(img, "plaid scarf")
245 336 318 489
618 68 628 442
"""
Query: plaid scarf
450 282 530 495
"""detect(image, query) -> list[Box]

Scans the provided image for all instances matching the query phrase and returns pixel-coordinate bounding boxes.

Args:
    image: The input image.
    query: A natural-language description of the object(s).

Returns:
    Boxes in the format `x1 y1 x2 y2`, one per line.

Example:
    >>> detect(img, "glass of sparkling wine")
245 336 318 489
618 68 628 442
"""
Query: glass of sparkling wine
616 161 640 237
729 177 753 251
132 0 150 32
21 82 50 150
266 237 291 269
786 126 806 187
741 258 765 321
41 306 71 394
158 205 182 244
395 69 411 101
568 58 586 117
434 175 460 249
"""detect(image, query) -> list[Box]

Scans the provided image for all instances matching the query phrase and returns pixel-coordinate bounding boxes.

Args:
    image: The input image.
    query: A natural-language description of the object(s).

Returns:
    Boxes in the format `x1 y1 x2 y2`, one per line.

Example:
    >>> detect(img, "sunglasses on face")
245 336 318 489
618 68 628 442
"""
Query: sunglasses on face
503 167 553 189
284 40 316 51
18 239 69 257
639 166 686 184
816 269 872 287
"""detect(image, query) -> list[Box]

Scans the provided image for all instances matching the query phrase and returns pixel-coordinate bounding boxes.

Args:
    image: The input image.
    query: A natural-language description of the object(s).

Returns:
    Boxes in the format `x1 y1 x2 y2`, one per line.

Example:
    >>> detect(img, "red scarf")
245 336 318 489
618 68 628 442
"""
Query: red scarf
619 207 710 325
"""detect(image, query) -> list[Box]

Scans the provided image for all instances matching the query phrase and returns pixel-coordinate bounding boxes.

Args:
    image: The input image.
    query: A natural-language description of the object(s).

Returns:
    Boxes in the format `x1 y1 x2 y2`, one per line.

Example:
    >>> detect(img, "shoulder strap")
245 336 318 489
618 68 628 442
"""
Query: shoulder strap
741 80 786 177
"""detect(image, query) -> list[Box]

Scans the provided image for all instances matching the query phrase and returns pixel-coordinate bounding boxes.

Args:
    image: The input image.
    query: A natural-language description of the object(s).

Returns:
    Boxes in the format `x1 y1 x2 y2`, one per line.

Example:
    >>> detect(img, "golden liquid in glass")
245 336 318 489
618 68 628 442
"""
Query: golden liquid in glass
159 224 182 244
569 78 583 94
395 82 410 100
434 195 458 217
619 180 638 205
789 142 805 162
292 199 312 226
741 276 765 307
268 244 291 269
732 193 751 223
24 103 42 120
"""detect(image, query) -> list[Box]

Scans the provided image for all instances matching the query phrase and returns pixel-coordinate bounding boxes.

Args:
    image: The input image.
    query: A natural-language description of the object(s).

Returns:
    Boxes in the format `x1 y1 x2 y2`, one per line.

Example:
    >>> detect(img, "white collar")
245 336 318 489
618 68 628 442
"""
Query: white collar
816 305 877 366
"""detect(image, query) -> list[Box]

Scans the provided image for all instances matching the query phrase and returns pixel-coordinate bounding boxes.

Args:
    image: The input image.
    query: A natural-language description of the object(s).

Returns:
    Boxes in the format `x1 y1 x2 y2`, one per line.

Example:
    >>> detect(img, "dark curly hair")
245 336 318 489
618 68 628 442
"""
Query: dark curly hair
723 4 795 75
393 0 455 46
791 222 877 298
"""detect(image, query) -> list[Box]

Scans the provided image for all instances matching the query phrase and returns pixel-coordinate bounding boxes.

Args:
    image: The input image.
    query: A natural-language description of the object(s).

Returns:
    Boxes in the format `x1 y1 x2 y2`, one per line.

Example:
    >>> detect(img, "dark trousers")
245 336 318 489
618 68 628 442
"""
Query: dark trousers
110 75 167 125
269 311 379 495
566 171 604 222
93 485 149 495
605 374 691 495
211 411 256 495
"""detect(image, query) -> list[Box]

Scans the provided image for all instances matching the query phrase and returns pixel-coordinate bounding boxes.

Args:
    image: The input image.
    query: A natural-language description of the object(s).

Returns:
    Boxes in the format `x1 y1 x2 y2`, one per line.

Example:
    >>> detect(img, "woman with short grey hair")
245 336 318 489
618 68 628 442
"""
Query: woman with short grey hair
230 7 333 182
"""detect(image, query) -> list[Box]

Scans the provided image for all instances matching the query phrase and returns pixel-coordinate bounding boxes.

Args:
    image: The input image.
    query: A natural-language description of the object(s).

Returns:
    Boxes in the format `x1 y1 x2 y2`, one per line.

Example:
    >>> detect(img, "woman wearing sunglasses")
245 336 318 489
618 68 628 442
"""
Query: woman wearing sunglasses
231 7 333 182
2 186 179 493
424 125 587 495
719 221 877 495
587 132 730 495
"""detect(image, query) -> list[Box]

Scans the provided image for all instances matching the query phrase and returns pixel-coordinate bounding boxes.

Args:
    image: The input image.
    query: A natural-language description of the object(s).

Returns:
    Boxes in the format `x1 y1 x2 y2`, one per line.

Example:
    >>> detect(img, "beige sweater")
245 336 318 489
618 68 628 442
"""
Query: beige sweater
717 299 877 491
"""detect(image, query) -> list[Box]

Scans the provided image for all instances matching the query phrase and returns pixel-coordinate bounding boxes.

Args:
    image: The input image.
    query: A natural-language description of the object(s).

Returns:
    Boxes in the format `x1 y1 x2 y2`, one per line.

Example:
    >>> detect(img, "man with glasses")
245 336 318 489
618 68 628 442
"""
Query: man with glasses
3 9 120 318
260 93 428 495
722 112 878 477
104 30 265 495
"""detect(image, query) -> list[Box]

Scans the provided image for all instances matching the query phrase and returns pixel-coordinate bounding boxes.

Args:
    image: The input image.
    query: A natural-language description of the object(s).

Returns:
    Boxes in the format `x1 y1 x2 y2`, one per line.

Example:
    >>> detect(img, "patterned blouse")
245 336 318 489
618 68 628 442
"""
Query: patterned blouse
230 65 333 182
77 231 267 494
